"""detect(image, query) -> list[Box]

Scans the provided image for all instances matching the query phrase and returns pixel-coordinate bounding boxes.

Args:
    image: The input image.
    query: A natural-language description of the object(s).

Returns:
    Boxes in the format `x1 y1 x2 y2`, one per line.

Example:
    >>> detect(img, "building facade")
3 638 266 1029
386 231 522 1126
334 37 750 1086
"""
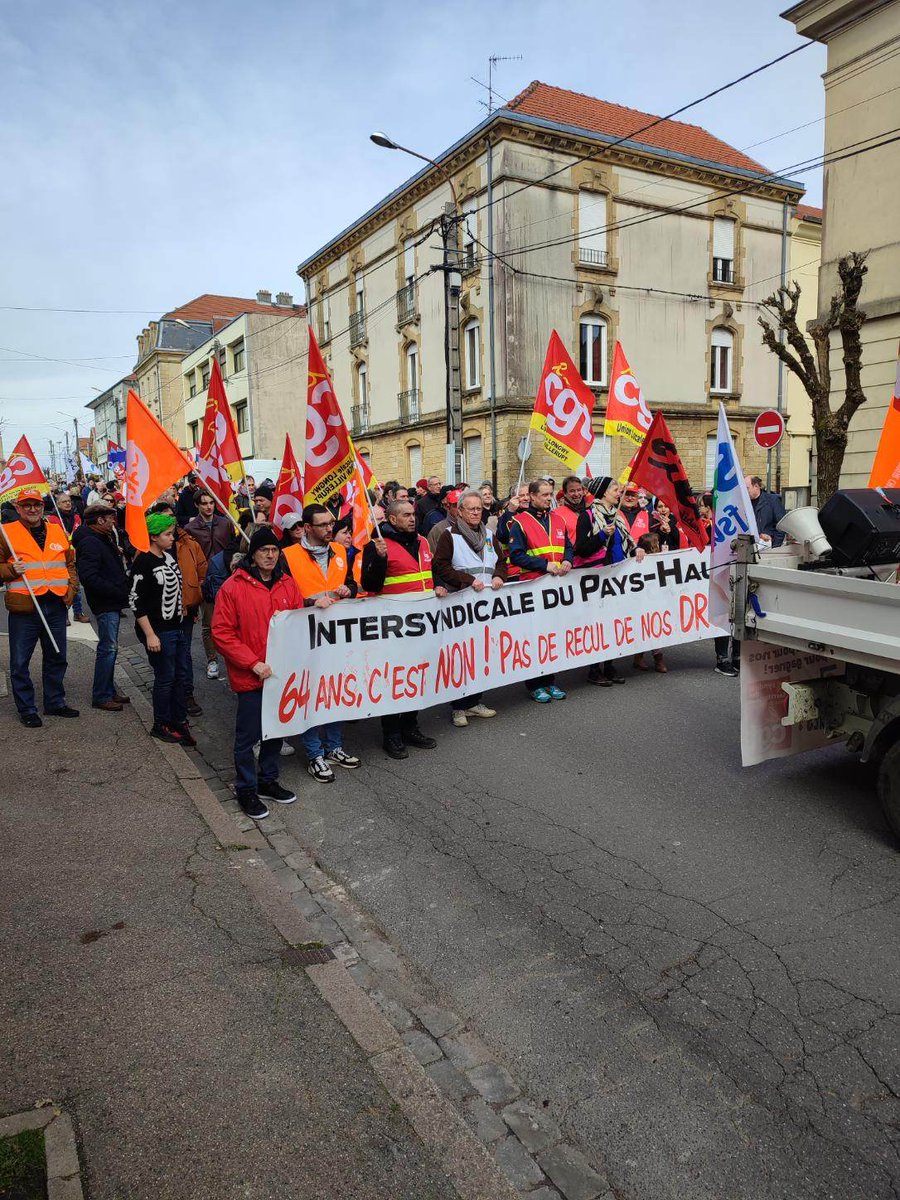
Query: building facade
784 0 900 490
180 305 307 458
298 82 808 495
85 374 134 470
132 292 304 449
784 204 824 504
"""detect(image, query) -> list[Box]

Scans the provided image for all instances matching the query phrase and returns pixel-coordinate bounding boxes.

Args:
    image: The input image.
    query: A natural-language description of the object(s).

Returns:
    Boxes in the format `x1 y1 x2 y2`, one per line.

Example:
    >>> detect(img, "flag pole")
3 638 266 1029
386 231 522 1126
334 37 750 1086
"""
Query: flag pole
198 480 251 546
0 524 61 654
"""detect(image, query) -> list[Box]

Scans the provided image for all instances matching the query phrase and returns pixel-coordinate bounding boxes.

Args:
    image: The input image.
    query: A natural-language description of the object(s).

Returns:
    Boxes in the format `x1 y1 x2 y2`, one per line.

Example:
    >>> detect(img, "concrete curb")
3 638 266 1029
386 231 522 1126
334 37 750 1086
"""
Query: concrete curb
120 669 522 1200
0 1104 85 1200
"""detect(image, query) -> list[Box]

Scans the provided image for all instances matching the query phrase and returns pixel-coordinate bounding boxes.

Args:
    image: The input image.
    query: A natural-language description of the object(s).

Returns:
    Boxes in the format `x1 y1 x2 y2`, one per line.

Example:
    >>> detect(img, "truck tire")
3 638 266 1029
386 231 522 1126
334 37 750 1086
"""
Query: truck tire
876 739 900 841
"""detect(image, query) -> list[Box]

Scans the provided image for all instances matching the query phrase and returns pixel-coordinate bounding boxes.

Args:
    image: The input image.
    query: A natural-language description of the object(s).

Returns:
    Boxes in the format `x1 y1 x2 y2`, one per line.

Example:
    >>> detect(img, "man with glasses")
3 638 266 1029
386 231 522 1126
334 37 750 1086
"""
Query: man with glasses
74 504 131 711
0 488 79 727
282 504 361 781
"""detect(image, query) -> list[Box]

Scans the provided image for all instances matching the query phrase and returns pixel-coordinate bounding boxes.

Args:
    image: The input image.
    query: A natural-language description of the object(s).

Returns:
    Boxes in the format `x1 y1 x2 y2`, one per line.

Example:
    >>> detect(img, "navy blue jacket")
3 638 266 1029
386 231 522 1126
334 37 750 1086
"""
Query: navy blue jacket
73 525 130 614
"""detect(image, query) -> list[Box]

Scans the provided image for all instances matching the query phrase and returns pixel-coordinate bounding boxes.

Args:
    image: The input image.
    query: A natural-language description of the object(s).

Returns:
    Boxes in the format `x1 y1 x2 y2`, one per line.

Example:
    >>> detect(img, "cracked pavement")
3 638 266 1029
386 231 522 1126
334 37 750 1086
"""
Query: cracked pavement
190 635 900 1200
0 633 459 1200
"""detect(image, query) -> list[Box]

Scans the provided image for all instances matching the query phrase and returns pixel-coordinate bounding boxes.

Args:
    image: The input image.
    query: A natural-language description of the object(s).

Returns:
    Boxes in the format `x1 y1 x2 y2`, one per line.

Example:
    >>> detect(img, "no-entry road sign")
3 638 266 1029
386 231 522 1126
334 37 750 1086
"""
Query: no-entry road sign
754 410 785 450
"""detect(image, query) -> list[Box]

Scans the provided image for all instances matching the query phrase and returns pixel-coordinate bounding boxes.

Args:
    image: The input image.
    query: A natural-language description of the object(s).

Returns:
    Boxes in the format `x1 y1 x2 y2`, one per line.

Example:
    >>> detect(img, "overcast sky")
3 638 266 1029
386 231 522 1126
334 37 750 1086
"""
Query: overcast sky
0 0 827 467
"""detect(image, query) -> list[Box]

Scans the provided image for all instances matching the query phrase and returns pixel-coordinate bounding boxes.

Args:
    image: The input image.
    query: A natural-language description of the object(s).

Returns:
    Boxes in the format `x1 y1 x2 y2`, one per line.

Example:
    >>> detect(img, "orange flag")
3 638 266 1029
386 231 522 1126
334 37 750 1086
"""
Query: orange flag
0 436 51 507
868 344 900 488
304 327 357 505
605 342 654 449
124 389 193 551
271 435 305 532
529 331 596 469
345 451 375 551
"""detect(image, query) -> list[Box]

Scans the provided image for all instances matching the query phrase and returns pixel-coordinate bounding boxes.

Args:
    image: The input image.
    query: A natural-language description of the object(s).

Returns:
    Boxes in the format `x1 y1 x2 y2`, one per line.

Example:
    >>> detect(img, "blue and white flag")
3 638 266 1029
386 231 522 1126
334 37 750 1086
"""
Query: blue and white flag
710 403 758 629
79 450 100 476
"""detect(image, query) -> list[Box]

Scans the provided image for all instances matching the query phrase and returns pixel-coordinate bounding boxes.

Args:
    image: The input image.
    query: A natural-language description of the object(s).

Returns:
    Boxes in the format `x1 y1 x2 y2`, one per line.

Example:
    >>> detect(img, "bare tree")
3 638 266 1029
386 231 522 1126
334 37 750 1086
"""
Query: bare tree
758 250 869 503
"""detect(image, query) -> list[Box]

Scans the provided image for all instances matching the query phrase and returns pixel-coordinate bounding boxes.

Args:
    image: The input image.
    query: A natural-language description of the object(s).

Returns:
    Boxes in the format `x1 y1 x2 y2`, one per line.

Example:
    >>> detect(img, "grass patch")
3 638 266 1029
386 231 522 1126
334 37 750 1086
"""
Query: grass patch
0 1128 48 1200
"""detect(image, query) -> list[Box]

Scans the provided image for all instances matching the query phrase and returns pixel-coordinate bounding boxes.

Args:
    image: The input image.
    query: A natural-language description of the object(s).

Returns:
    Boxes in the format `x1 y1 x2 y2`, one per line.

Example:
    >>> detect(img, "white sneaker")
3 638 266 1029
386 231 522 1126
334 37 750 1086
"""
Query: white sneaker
206 661 219 679
307 755 335 783
452 710 468 727
280 742 296 756
465 703 496 719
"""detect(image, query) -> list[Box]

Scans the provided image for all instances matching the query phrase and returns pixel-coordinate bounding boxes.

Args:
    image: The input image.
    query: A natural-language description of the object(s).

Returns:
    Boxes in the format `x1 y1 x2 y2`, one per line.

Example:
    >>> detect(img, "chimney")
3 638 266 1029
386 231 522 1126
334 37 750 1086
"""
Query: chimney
275 291 293 307
256 289 273 304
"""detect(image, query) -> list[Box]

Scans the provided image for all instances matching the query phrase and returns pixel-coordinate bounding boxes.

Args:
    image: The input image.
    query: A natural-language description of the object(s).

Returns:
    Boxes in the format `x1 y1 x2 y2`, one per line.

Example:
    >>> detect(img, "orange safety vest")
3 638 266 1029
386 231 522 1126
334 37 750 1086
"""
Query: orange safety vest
283 541 348 599
352 552 369 597
556 504 581 542
510 509 567 581
382 535 433 596
2 519 70 598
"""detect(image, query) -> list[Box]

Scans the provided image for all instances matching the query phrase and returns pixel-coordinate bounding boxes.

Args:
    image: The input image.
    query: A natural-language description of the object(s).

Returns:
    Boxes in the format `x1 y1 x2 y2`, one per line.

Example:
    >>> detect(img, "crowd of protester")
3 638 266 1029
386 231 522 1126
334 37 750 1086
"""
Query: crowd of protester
0 467 780 820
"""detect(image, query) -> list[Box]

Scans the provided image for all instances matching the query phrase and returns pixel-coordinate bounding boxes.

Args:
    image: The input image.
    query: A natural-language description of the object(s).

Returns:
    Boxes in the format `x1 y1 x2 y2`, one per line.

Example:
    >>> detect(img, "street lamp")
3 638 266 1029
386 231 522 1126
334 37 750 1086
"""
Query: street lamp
370 131 462 481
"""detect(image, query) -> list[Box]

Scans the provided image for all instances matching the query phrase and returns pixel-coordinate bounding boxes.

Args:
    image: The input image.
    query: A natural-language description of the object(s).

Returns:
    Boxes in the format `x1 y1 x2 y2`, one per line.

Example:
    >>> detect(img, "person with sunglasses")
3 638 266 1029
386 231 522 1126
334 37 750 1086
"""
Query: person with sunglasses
0 488 79 726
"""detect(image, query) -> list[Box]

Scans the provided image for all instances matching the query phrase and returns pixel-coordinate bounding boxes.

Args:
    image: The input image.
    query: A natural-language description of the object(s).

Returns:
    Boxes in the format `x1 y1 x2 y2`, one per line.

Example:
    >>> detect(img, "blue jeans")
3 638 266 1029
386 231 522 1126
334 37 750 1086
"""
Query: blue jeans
147 627 189 728
92 611 121 704
234 689 282 795
72 588 83 617
301 721 343 760
8 596 68 715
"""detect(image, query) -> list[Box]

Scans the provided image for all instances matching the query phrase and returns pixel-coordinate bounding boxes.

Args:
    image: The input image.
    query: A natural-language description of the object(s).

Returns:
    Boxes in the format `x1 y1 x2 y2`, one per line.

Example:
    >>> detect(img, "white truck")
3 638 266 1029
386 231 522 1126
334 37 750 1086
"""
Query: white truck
732 527 900 839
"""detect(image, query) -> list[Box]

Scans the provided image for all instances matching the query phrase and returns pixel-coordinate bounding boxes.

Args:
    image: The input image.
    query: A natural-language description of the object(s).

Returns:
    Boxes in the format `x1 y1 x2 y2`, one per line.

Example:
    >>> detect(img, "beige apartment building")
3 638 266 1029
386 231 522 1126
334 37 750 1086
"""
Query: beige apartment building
133 292 303 449
298 81 812 495
784 0 900 491
180 302 307 459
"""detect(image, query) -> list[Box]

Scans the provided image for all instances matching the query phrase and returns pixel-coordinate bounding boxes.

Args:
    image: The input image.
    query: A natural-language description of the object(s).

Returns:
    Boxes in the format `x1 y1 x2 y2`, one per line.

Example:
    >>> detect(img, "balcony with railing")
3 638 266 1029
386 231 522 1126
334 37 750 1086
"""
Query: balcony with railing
396 283 418 325
712 257 736 284
349 310 366 347
399 389 421 424
578 246 609 268
351 404 369 435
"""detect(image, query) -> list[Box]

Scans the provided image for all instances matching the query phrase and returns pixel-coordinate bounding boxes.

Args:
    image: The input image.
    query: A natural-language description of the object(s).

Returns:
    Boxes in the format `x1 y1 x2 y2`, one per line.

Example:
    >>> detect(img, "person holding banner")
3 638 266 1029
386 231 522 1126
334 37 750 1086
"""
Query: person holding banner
556 475 587 542
507 479 573 703
212 525 303 820
360 500 444 759
0 489 79 726
433 490 506 728
282 503 361 782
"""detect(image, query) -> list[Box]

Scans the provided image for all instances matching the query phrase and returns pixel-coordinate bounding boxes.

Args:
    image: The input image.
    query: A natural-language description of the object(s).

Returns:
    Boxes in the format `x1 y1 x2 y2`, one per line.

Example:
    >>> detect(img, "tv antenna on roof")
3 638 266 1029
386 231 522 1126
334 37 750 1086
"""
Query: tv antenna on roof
471 54 522 113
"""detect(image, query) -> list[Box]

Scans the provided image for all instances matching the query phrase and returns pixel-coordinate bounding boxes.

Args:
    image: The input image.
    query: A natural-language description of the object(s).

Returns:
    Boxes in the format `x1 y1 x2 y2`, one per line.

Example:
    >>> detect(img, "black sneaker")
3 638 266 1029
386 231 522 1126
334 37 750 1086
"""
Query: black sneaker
404 728 436 750
715 661 739 678
257 780 297 805
44 705 80 717
151 724 181 743
236 791 269 820
20 713 43 729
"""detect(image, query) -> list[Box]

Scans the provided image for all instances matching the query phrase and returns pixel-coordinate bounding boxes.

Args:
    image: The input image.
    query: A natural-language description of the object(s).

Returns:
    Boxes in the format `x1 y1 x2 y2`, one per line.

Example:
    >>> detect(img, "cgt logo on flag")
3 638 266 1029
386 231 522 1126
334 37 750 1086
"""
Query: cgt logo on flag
530 331 596 468
0 436 50 506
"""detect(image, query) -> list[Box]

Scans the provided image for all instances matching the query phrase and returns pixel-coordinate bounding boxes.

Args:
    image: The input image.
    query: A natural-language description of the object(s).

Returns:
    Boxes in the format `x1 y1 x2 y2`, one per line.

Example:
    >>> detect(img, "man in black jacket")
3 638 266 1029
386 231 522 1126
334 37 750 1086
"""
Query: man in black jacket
744 476 786 547
74 504 131 711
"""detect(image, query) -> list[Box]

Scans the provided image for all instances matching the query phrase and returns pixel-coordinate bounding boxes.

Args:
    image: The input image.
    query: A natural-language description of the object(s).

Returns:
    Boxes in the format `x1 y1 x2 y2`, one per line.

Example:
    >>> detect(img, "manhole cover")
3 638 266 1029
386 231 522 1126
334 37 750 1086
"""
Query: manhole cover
280 944 335 967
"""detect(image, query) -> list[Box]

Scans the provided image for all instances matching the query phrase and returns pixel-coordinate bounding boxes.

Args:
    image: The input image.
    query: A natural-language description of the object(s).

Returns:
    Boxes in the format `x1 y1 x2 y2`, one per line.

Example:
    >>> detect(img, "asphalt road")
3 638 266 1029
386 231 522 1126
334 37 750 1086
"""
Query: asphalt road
174 628 899 1200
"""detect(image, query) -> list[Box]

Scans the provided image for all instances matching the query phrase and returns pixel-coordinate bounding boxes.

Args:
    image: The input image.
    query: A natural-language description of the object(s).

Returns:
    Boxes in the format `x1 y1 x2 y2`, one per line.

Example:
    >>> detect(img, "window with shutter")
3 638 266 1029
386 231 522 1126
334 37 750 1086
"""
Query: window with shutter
710 328 734 393
705 435 718 488
713 218 736 283
578 192 608 267
579 316 607 386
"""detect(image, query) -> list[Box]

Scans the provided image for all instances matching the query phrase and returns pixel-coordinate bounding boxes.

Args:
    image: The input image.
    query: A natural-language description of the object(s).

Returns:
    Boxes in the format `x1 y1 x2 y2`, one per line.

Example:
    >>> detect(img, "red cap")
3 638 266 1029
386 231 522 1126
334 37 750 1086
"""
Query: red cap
15 488 44 503
624 482 639 494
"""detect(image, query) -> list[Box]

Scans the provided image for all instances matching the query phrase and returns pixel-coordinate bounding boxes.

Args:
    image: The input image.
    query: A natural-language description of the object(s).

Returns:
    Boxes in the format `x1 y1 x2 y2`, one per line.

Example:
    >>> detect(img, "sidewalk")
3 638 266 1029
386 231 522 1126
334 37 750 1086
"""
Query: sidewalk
0 630 480 1200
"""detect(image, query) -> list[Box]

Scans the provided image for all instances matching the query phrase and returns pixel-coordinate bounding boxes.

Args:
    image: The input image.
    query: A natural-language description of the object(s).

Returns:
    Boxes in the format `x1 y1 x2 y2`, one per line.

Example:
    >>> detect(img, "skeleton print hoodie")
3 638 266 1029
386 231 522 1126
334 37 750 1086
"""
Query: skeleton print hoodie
129 549 185 639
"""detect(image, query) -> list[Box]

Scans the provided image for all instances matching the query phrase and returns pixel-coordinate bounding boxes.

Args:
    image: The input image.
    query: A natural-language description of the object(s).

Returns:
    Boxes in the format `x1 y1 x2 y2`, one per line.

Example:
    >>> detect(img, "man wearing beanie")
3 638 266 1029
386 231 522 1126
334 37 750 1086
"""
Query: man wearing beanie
212 524 304 820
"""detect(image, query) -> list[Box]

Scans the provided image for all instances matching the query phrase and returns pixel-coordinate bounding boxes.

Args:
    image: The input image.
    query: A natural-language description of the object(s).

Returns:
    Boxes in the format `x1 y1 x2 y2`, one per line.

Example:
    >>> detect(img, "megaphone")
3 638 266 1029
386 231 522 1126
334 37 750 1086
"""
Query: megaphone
777 506 831 558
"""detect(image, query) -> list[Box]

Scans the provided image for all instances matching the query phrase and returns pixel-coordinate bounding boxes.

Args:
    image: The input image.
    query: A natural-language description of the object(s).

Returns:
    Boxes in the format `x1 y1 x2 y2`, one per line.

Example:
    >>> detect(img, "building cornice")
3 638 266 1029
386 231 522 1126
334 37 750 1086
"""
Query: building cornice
297 112 804 279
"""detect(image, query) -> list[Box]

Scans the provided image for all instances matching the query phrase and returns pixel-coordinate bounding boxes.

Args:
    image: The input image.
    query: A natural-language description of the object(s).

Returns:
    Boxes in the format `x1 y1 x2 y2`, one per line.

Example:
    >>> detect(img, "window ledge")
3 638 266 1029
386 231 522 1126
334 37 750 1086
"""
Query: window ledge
575 255 619 277
707 274 743 293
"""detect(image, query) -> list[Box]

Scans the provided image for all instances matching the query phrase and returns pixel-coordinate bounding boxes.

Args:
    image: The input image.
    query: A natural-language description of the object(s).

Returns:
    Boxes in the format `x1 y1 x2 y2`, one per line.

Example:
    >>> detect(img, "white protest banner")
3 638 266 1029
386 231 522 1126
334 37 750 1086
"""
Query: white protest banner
262 550 726 739
740 640 845 767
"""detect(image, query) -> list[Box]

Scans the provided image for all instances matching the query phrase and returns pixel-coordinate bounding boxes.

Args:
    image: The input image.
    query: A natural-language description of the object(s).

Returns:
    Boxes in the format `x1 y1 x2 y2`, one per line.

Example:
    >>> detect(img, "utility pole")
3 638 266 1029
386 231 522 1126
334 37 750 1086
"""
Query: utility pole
63 431 71 481
73 416 80 474
49 441 56 478
441 205 463 483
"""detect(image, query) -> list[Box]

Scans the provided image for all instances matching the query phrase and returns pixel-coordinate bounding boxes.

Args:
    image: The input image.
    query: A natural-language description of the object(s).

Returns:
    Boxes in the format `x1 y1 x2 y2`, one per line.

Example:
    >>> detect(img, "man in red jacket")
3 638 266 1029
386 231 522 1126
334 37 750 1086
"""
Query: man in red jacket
211 525 303 820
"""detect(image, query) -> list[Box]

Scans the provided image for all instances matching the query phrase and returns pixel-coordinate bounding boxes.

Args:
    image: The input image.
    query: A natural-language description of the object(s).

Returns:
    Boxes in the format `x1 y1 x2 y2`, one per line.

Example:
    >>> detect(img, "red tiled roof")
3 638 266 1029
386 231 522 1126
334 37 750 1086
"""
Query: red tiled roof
164 293 304 322
796 203 823 221
506 81 771 176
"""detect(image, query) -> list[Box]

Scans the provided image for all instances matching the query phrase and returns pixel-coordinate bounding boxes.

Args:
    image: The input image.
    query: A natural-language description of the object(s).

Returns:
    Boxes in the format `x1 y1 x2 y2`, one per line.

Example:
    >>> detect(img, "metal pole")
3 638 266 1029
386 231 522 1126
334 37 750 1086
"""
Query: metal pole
774 197 790 496
486 134 498 494
73 417 80 476
441 210 463 482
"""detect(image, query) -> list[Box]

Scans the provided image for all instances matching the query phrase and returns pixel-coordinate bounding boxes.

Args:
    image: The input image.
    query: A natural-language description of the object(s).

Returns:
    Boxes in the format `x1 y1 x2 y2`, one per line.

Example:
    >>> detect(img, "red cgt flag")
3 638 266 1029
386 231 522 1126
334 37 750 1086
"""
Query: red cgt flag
271 435 305 533
124 390 194 552
304 327 356 505
628 413 707 550
197 358 244 510
0 436 51 507
530 331 596 469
